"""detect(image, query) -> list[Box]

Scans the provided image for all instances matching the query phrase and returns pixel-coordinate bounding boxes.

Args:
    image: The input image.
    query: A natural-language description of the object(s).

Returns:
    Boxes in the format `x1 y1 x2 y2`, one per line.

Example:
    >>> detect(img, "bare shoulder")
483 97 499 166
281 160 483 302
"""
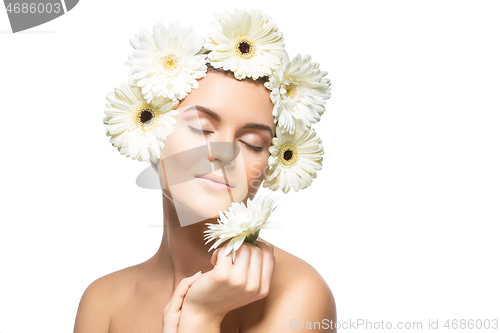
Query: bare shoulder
240 239 337 333
259 238 334 295
270 242 336 318
73 264 142 333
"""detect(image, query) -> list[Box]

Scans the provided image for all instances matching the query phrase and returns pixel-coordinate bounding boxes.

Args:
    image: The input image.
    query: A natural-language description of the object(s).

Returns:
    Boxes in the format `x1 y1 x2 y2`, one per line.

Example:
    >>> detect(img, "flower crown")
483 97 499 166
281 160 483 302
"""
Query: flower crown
103 8 331 194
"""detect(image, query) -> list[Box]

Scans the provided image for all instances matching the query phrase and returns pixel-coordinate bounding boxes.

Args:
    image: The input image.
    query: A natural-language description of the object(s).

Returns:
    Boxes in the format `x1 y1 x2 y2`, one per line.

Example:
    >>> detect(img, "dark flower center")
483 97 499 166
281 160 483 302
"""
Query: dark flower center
283 149 294 161
238 41 251 54
140 109 153 124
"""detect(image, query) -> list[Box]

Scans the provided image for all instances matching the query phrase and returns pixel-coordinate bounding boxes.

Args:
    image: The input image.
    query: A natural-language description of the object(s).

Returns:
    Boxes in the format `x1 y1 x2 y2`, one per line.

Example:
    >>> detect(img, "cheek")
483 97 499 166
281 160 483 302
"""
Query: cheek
159 126 201 193
161 124 207 162
243 156 269 197
161 126 187 157
244 155 269 183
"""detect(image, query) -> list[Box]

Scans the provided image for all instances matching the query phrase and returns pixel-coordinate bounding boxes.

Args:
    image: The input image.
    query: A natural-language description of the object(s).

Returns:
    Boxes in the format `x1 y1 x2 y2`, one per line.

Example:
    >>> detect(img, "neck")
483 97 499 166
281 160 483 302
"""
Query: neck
149 193 220 284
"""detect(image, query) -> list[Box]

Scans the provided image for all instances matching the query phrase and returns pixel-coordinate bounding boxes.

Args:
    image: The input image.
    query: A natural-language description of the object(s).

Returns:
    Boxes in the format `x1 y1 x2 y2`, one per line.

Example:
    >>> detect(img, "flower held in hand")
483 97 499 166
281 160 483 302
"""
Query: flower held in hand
204 194 282 262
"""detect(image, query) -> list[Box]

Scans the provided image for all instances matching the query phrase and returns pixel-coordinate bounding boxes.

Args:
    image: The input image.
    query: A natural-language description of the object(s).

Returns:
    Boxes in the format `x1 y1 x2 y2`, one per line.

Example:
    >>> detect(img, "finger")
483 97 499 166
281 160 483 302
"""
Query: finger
213 244 234 275
256 240 274 254
247 243 263 292
255 240 272 252
163 271 201 315
211 248 219 266
233 243 251 282
185 272 202 287
255 241 275 297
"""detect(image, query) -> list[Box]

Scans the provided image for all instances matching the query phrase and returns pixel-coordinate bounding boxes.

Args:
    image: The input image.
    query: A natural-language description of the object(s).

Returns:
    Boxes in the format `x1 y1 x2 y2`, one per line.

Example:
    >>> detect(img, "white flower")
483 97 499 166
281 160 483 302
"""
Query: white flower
103 81 179 163
204 8 285 80
265 52 331 134
204 194 282 262
263 127 324 193
125 22 207 103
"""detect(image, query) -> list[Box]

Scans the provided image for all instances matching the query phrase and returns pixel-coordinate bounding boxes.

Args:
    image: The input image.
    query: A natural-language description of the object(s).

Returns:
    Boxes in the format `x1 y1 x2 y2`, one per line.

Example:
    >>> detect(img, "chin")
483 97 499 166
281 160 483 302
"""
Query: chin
167 184 230 227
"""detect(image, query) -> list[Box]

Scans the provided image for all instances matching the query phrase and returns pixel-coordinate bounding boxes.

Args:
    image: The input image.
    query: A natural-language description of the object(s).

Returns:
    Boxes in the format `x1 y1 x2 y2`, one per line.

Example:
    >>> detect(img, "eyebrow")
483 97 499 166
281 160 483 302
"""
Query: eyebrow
184 105 220 121
184 104 274 138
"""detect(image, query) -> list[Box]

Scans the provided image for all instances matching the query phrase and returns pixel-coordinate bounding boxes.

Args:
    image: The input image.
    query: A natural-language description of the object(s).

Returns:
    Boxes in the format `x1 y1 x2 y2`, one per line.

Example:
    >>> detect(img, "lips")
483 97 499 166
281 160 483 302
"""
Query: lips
194 173 235 188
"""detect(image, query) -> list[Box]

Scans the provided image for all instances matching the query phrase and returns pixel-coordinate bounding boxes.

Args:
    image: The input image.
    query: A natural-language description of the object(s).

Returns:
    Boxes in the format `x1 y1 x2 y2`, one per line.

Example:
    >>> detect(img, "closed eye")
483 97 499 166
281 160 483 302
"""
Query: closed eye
188 125 213 136
240 140 263 152
189 125 263 152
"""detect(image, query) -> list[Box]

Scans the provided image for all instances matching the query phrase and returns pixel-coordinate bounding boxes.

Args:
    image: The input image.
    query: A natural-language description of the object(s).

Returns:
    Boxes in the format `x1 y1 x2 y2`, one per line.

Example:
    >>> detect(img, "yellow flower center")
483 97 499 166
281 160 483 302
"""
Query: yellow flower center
233 37 256 59
134 104 159 131
279 144 298 167
164 60 175 69
285 84 297 98
161 55 181 77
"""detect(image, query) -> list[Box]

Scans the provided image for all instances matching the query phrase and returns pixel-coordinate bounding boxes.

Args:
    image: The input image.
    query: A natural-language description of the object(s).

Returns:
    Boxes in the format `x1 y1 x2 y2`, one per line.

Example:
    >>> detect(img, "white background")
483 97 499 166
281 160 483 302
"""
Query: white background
1 1 499 332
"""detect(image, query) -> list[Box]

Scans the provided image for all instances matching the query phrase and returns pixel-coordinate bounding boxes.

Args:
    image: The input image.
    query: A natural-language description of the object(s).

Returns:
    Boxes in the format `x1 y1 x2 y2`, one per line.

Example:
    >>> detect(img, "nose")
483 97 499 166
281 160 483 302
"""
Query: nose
208 141 240 168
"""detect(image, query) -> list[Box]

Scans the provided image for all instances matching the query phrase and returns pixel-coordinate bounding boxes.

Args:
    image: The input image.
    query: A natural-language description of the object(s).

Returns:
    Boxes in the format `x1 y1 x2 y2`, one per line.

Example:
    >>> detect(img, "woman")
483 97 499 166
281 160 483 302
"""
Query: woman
74 9 336 333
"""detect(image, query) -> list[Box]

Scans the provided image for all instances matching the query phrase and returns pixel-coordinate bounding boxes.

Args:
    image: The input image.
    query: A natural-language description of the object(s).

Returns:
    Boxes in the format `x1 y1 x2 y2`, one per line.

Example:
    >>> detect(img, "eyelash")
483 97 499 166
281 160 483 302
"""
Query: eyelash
188 126 263 153
189 125 212 136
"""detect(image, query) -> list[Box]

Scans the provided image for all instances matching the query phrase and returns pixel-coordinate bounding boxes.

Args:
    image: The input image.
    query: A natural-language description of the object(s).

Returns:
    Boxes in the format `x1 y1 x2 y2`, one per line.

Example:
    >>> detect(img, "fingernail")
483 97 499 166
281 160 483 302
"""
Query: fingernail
193 271 202 277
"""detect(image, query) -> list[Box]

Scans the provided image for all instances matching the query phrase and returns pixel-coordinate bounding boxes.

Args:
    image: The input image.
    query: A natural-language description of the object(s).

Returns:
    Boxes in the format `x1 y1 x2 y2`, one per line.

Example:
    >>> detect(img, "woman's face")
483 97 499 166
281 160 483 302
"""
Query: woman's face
157 71 275 227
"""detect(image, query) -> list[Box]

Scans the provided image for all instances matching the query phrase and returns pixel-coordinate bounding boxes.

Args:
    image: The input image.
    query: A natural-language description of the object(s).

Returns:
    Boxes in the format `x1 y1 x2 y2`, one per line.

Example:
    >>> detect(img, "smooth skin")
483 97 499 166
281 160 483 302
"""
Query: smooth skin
74 71 336 333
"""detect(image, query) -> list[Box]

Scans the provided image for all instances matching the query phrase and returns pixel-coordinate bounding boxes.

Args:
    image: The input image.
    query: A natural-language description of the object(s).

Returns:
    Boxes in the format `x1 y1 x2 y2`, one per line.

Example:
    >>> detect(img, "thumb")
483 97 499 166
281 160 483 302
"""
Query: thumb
164 271 202 315
185 270 202 287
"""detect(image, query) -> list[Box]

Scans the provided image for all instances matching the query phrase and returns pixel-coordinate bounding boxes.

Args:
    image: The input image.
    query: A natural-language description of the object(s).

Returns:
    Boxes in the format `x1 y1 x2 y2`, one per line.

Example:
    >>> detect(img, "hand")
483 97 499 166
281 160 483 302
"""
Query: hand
182 241 275 321
162 271 202 333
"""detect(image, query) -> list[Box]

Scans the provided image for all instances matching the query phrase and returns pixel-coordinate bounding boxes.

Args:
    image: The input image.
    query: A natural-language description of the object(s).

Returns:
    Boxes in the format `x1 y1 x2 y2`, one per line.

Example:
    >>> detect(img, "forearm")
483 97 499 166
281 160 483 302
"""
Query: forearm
177 305 224 333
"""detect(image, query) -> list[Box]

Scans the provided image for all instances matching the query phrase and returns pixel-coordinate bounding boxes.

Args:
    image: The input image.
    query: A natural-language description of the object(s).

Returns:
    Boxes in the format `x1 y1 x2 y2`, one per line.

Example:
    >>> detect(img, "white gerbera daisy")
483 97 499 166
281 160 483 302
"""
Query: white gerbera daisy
265 52 331 134
125 22 207 103
263 127 324 193
204 194 282 263
103 82 179 163
204 8 285 80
